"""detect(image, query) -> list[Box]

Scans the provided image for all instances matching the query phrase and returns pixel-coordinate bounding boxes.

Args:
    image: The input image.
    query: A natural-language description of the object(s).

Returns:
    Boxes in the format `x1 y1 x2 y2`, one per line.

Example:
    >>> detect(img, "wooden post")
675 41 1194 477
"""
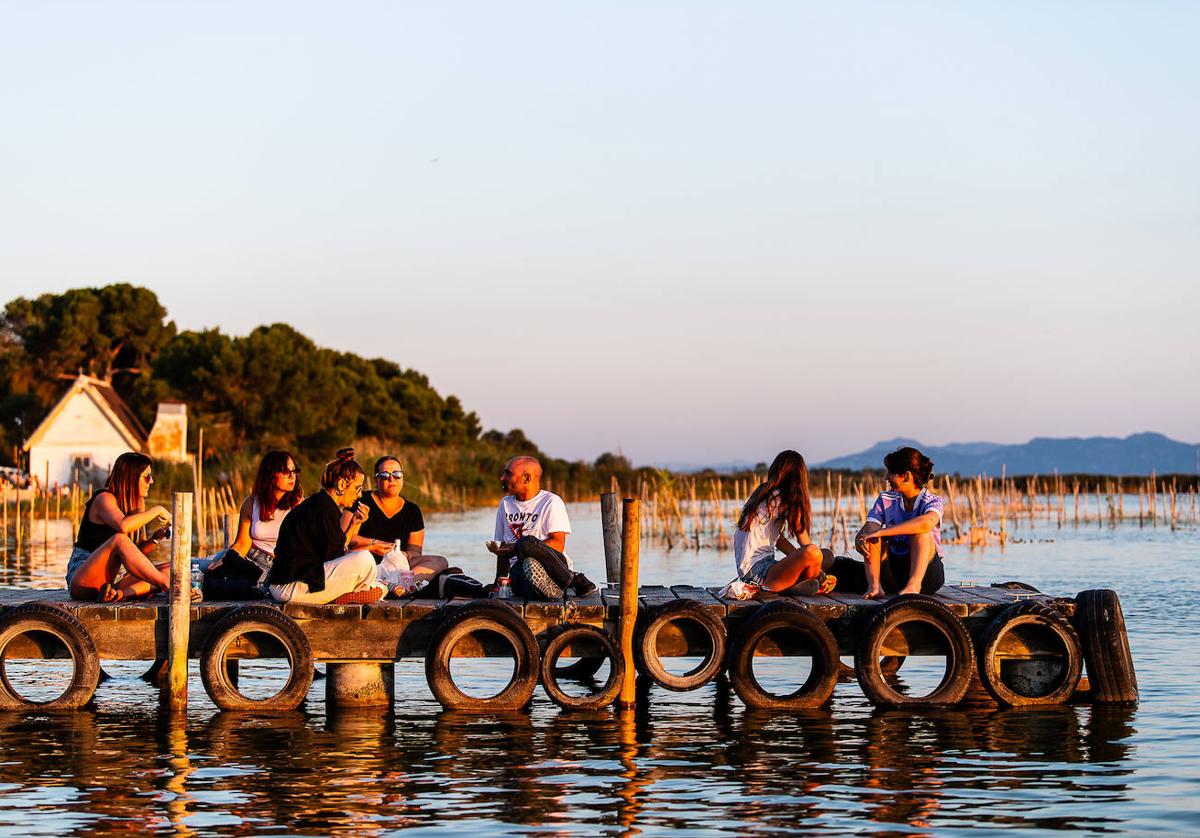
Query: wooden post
43 463 50 561
618 497 641 708
601 492 622 584
15 487 21 558
167 492 194 710
193 428 206 554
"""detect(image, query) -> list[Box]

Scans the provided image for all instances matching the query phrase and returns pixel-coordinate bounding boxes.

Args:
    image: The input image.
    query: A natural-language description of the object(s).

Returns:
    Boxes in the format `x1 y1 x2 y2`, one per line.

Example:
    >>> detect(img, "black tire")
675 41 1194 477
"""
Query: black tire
200 606 313 711
540 624 623 711
425 601 540 711
855 595 975 707
554 656 607 680
0 604 101 711
992 581 1042 593
634 599 726 692
978 601 1082 707
1073 589 1138 704
727 601 839 709
837 655 904 684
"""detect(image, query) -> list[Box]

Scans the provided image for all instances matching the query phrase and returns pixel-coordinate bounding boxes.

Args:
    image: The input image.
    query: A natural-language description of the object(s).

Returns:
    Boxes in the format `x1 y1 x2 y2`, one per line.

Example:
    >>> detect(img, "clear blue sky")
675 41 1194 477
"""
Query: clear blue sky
1 1 1196 465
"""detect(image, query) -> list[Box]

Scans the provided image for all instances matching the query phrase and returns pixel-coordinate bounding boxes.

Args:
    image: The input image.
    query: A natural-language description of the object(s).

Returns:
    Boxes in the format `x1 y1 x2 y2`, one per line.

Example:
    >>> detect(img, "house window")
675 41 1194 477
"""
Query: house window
72 455 92 473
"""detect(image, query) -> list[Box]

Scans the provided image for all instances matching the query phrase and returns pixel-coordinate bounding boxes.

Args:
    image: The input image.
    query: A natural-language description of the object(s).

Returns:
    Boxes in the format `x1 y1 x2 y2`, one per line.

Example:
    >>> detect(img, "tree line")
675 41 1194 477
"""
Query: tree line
0 284 643 499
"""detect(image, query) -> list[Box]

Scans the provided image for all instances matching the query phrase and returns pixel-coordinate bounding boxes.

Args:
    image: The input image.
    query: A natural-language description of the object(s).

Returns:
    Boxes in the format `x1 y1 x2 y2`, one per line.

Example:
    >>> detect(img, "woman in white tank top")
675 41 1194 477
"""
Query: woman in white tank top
210 451 304 587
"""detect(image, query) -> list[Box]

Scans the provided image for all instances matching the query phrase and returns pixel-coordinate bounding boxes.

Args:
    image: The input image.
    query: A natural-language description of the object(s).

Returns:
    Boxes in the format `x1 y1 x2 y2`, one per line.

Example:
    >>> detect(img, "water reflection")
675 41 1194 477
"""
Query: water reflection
0 698 1141 833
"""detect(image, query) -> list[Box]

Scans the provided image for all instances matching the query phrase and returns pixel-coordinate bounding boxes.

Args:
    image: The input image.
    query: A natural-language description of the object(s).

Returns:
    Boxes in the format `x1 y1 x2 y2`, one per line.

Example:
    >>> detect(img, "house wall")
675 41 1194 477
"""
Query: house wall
27 390 138 486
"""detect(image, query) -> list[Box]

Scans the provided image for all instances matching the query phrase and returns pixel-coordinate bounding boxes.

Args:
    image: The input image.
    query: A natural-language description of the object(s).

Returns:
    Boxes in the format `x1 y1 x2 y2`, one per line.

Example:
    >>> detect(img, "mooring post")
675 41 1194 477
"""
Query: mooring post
167 491 193 710
618 497 641 707
326 662 394 708
601 492 622 584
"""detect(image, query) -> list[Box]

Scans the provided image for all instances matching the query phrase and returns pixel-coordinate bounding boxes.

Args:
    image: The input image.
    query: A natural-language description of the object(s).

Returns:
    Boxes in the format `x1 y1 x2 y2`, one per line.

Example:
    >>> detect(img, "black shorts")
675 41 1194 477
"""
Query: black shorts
830 553 945 595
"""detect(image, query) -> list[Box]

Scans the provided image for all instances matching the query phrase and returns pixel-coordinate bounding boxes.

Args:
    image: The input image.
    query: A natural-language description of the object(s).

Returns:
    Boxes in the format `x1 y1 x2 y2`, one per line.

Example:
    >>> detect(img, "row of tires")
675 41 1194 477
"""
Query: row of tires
0 589 1137 712
627 589 1136 710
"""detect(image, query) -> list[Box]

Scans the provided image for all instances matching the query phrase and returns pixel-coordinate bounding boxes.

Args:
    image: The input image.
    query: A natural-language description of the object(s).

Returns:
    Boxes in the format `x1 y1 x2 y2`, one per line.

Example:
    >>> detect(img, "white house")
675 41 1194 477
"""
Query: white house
23 374 188 487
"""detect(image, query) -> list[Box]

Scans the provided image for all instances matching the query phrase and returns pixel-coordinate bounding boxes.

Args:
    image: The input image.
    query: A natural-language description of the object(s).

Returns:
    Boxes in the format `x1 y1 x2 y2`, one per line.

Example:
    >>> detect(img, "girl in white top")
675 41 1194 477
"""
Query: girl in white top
734 450 835 595
220 451 304 582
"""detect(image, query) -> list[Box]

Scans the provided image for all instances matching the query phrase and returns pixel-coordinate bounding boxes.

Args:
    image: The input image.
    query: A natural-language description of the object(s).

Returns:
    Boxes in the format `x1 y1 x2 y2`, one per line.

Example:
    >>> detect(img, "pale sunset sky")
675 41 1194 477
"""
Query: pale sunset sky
1 2 1196 465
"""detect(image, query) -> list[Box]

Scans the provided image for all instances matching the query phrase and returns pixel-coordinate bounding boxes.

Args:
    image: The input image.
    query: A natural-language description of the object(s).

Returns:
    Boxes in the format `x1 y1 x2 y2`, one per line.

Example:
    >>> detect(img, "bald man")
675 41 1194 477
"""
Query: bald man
488 456 597 599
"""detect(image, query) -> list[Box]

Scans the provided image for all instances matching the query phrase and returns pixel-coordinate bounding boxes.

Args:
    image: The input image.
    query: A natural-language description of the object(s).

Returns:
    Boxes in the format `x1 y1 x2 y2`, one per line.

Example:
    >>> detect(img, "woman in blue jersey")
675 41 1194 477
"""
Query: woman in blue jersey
834 446 946 598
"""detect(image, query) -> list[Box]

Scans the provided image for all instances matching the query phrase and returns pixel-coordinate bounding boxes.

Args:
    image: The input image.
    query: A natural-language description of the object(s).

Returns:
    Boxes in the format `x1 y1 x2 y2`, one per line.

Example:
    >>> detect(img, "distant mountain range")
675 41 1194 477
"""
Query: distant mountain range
815 432 1199 476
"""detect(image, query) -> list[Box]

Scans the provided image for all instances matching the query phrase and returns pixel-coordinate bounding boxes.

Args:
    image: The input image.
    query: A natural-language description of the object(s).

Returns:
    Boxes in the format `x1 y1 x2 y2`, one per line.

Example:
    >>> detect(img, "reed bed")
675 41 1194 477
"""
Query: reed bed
2 468 1197 563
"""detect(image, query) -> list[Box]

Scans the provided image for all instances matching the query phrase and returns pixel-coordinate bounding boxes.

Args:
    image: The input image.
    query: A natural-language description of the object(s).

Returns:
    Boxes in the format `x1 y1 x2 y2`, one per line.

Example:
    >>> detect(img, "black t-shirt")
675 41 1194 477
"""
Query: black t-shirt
267 491 344 592
357 493 425 555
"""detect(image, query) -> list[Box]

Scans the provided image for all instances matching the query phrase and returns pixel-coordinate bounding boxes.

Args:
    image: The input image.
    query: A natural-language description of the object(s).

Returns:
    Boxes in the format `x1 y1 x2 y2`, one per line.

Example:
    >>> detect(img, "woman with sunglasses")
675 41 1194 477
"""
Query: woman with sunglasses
204 450 304 598
352 455 448 579
67 451 173 602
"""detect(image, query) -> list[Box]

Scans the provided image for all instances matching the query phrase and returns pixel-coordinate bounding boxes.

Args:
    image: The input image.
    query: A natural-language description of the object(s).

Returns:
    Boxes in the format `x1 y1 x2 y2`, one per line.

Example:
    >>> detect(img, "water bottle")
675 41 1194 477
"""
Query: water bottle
394 540 416 592
190 562 204 600
495 577 512 599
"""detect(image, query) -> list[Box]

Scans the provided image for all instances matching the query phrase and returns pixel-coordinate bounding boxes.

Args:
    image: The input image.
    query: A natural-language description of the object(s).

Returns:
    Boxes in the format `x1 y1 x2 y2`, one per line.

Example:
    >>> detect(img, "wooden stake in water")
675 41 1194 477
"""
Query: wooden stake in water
43 463 50 562
601 492 621 584
999 465 1007 547
618 497 641 708
2 483 7 560
167 491 194 711
15 488 21 559
194 428 206 554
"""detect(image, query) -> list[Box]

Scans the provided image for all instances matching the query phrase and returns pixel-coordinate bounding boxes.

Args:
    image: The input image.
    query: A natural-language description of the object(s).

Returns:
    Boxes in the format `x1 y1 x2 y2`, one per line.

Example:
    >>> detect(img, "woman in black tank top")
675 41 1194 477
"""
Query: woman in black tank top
67 452 175 602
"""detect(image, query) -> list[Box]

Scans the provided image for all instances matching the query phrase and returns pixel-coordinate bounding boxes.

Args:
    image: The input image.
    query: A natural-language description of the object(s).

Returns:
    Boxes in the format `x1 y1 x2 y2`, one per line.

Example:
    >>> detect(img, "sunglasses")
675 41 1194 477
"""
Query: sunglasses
376 470 404 481
279 468 299 476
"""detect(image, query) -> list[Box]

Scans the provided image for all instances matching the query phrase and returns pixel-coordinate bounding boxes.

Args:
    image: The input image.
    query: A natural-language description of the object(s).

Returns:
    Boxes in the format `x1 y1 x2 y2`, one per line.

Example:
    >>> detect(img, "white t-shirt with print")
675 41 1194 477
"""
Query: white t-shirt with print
494 490 573 569
733 494 784 580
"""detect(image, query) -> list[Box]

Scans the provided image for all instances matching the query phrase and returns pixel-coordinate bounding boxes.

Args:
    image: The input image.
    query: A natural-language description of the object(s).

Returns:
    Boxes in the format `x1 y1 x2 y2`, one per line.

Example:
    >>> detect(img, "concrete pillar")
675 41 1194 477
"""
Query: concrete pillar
325 662 394 708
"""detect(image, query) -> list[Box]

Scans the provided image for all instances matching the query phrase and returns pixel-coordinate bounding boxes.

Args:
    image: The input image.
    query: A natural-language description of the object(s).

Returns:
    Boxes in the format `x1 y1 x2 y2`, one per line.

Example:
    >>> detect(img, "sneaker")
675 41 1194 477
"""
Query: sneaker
521 558 563 600
332 586 385 605
568 572 598 597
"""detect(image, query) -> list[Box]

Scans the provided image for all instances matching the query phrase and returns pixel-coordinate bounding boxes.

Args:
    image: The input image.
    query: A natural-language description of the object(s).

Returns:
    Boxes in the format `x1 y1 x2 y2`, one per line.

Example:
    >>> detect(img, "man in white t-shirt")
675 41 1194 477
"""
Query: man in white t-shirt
487 456 597 598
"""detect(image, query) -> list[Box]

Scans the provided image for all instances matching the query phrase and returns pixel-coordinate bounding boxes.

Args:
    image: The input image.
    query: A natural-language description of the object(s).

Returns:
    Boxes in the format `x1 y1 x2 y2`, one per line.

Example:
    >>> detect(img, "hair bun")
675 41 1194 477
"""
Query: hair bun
335 447 355 462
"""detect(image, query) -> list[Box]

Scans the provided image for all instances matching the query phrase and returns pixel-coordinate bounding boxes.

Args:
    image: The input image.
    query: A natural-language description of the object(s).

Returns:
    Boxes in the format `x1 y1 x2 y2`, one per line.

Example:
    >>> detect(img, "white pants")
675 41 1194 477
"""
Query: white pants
269 550 382 605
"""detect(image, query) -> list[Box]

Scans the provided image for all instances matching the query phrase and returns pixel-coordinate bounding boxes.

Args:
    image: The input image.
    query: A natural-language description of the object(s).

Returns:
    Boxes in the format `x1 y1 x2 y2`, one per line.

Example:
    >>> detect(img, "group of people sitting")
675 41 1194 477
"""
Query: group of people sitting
64 444 944 605
64 448 597 605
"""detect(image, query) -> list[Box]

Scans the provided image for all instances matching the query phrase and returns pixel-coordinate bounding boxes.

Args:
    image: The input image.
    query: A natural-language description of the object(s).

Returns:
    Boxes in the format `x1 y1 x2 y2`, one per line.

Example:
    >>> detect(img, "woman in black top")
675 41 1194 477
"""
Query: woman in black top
266 448 386 605
352 455 448 579
67 452 173 602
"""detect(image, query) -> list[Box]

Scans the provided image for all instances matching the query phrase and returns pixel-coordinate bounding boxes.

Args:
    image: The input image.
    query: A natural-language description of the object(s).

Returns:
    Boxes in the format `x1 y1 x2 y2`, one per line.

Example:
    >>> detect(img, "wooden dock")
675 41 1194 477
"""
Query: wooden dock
0 583 1056 661
0 581 1129 714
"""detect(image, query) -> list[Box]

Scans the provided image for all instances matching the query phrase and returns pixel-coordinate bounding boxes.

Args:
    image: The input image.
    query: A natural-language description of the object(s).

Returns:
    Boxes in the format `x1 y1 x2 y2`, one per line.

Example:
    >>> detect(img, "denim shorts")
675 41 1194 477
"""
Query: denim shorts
65 546 92 587
741 555 778 588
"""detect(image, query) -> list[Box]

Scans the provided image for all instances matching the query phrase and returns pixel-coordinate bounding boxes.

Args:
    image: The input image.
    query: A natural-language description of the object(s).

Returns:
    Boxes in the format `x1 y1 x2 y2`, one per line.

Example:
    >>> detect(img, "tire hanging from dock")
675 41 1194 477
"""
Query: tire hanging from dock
855 595 975 708
0 603 101 711
539 624 623 710
727 601 839 709
634 599 727 692
200 606 314 711
1073 589 1138 704
977 601 1082 707
425 601 540 711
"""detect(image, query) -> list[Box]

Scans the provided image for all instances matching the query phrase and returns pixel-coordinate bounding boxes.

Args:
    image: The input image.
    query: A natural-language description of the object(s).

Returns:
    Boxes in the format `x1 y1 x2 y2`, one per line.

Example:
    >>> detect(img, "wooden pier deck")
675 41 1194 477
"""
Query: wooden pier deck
0 584 1061 662
0 579 1127 714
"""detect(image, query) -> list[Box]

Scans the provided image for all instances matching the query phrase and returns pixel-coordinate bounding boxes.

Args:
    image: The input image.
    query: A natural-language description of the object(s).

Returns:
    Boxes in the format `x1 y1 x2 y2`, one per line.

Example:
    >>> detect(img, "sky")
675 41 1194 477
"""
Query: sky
1 1 1197 466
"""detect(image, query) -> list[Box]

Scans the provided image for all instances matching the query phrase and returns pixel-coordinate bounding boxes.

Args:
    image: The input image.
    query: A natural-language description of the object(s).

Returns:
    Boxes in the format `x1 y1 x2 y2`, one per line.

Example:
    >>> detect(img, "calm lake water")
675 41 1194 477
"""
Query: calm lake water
0 501 1197 835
